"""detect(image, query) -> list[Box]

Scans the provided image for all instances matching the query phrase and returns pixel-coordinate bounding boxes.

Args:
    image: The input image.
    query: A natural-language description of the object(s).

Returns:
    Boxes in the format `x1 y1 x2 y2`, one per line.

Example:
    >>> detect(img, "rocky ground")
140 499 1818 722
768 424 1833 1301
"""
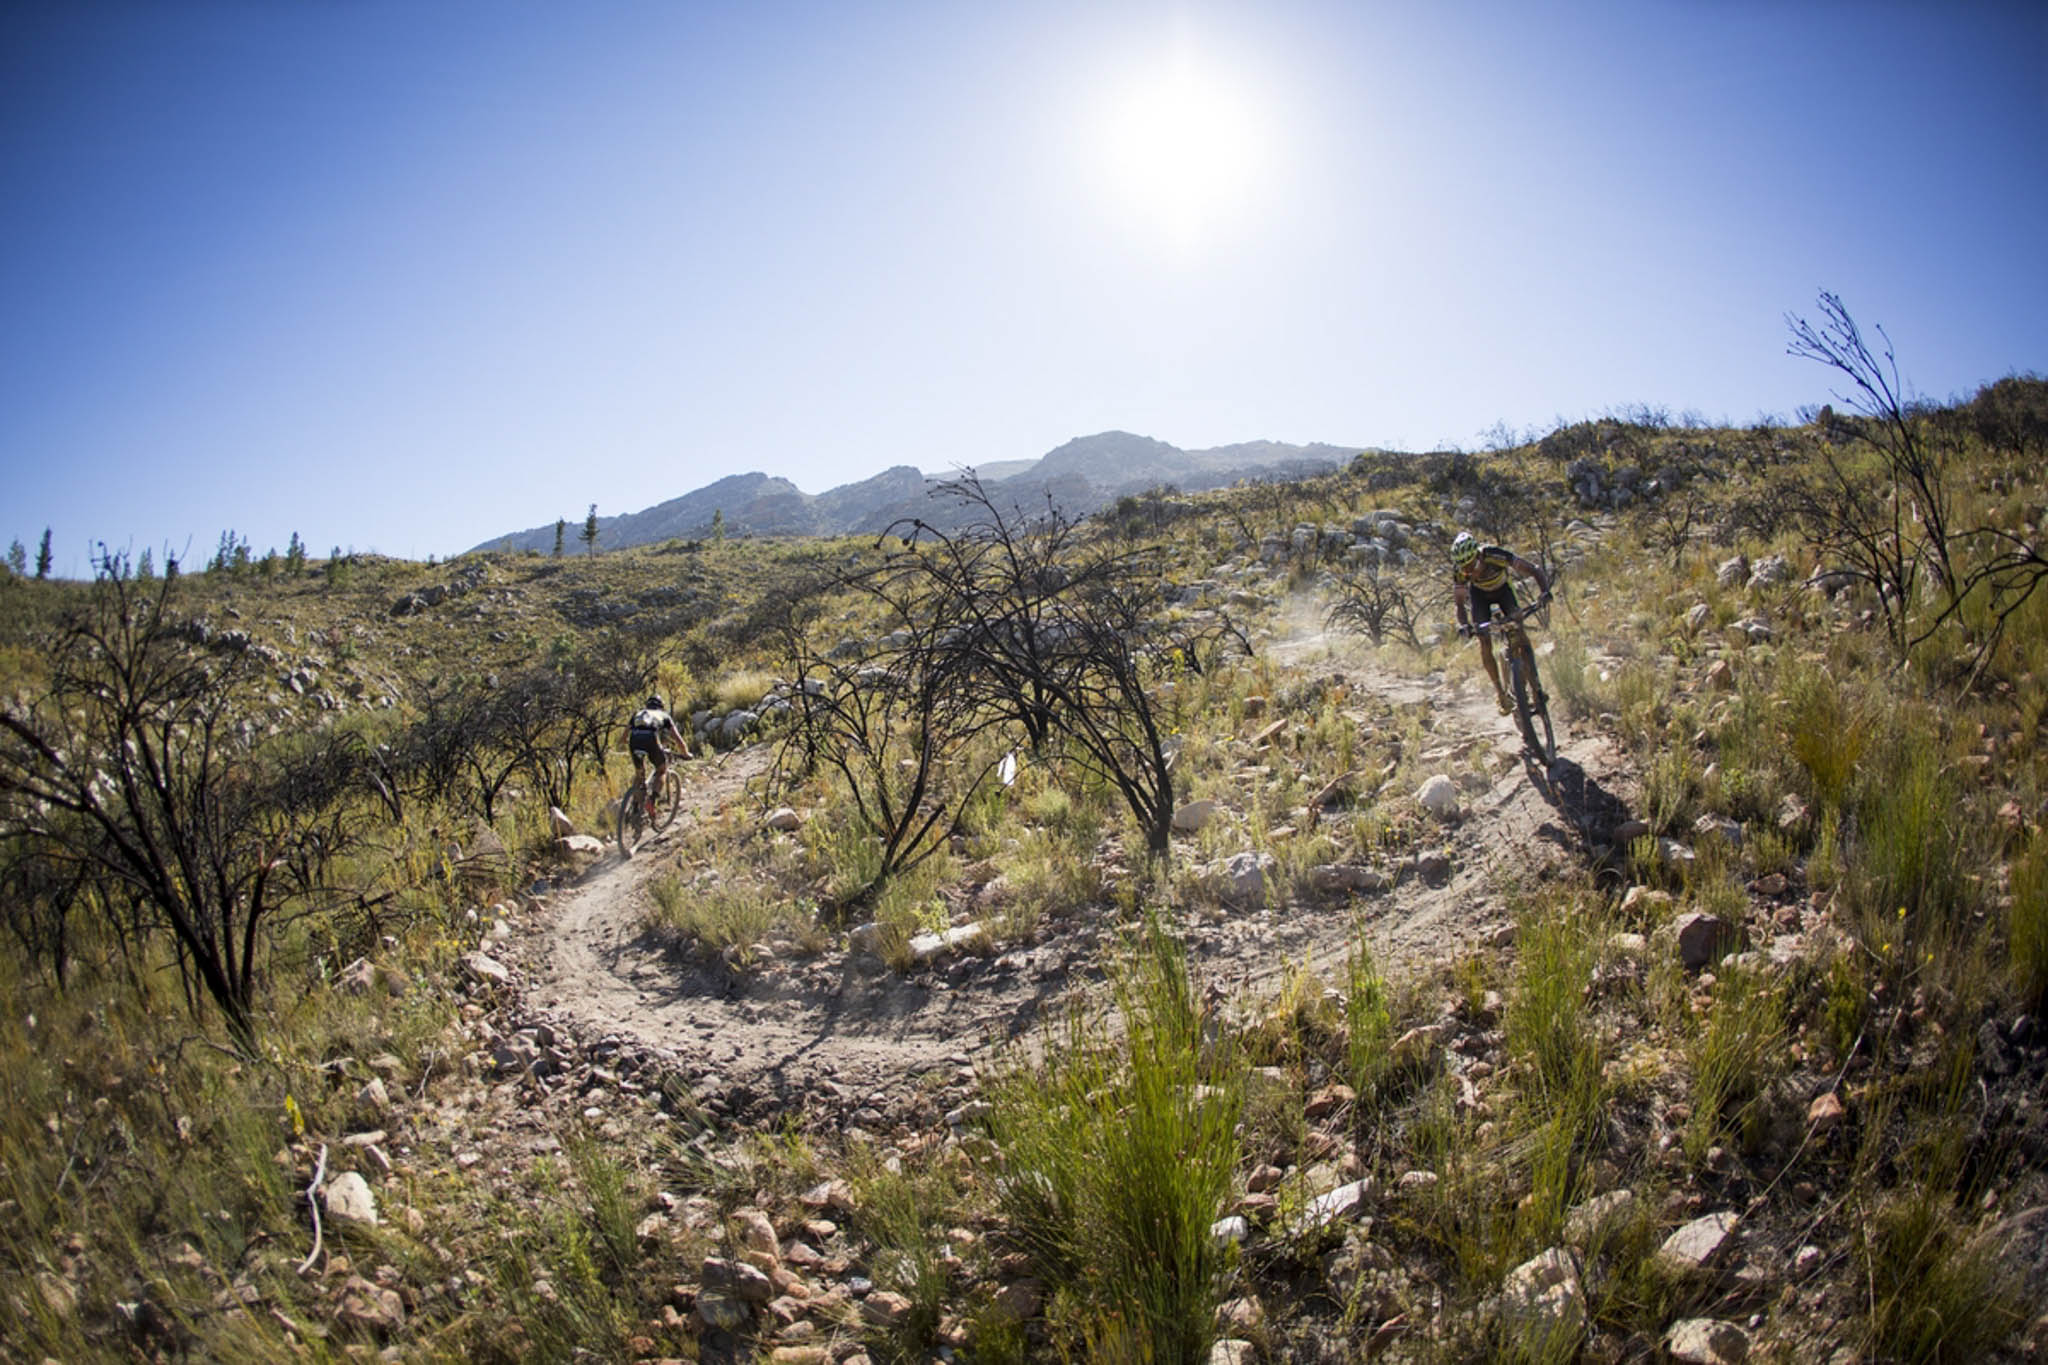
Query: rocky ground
292 623 2047 1363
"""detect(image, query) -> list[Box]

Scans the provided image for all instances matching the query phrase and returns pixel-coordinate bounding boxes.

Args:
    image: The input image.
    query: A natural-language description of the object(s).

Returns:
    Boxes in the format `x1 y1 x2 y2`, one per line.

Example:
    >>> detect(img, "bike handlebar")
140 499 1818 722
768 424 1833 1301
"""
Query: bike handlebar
1466 596 1551 636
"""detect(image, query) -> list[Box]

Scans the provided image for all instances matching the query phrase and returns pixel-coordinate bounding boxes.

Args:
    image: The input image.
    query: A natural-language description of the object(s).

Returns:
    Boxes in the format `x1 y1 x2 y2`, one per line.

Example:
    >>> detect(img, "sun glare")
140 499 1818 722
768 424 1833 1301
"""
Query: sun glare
1091 47 1270 258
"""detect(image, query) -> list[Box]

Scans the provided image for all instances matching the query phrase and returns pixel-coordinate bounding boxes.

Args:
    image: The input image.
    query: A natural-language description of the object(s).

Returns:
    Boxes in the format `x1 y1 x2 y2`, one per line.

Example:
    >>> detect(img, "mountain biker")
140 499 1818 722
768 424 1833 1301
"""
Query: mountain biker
627 695 691 816
1451 531 1552 715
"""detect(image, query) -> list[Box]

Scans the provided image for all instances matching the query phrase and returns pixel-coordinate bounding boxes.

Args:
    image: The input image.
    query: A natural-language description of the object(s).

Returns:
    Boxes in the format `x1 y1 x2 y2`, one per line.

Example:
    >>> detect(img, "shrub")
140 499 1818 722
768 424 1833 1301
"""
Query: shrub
985 913 1241 1362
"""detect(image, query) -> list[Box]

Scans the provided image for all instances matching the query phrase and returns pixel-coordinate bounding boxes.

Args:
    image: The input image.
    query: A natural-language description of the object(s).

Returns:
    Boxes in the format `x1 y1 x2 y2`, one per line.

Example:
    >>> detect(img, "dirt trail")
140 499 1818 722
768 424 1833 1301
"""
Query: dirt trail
513 629 1636 1119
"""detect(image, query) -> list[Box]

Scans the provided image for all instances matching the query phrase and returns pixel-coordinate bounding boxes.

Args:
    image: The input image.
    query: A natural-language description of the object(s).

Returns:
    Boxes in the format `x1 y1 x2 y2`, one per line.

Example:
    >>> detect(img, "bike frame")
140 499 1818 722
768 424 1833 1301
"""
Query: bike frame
1471 599 1555 763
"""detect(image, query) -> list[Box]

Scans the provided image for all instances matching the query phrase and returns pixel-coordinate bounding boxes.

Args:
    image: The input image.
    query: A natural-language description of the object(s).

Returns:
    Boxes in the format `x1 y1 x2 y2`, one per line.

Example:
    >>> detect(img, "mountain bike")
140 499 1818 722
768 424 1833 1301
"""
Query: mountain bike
1471 598 1556 765
616 762 684 857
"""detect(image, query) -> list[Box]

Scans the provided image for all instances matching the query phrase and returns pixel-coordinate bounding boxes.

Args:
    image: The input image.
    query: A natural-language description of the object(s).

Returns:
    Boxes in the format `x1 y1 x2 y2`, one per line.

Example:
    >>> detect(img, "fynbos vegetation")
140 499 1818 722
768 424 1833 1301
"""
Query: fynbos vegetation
1 304 2044 1361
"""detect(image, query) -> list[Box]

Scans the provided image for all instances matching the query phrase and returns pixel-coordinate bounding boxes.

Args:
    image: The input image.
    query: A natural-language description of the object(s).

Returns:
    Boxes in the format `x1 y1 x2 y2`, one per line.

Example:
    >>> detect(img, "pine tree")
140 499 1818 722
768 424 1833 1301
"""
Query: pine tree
553 519 566 558
581 504 599 556
285 532 305 577
138 548 155 579
5 540 24 577
711 508 726 543
35 528 53 579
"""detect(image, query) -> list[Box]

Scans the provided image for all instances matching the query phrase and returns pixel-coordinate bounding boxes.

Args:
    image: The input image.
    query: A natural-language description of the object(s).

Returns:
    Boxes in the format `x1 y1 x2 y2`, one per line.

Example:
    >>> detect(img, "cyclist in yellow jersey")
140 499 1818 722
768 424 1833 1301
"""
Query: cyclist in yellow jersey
1451 531 1552 715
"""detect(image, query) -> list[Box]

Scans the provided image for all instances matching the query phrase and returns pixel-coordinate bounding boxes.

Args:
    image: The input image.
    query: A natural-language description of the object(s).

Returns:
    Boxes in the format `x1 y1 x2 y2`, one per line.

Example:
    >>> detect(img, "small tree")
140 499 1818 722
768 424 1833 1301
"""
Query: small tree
896 476 1243 860
7 539 26 576
581 504 599 557
285 532 306 577
775 588 1010 911
1325 564 1423 647
710 508 726 543
137 547 155 580
35 528 52 579
0 561 366 1040
1787 293 1957 657
553 518 567 558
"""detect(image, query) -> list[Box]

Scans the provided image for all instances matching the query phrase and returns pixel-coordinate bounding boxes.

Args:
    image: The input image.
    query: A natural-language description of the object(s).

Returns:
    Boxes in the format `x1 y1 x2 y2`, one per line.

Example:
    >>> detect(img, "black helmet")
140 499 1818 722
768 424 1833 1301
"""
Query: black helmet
646 695 664 712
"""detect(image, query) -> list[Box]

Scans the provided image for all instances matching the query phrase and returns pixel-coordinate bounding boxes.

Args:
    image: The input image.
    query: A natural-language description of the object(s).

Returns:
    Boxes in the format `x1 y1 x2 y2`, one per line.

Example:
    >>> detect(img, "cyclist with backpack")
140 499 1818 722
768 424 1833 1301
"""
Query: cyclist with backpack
627 695 691 817
1451 531 1552 715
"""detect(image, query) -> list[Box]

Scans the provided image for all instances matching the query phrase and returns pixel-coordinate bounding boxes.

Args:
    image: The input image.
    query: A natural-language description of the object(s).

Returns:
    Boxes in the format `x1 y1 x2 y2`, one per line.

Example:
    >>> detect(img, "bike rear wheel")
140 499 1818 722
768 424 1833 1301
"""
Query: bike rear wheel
651 767 684 832
616 781 648 857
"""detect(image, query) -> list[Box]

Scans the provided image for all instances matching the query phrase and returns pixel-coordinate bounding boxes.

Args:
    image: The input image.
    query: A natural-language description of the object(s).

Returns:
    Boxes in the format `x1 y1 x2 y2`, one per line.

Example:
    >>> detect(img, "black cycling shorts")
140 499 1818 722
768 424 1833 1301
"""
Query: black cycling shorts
1471 582 1519 624
628 728 665 759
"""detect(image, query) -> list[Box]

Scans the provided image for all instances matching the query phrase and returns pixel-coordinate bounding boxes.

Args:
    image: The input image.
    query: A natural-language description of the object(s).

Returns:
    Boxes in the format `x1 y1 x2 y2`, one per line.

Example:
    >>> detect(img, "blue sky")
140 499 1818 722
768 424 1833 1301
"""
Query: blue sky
3 0 2043 575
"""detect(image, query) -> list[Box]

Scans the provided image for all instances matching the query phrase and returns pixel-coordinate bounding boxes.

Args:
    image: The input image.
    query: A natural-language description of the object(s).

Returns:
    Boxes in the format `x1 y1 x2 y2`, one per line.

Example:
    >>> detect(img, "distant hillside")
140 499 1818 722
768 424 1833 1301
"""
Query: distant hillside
471 432 1365 555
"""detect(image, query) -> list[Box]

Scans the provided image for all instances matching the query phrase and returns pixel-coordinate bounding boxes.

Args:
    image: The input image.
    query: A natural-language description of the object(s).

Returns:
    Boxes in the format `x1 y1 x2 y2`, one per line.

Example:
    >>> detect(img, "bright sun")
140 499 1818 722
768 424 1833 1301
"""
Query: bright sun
1092 49 1269 258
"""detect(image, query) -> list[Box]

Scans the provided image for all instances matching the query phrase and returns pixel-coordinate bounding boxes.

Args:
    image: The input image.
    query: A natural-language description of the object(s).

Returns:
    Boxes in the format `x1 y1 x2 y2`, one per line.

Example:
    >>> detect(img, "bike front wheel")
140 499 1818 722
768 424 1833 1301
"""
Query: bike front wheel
1509 648 1556 765
616 782 648 857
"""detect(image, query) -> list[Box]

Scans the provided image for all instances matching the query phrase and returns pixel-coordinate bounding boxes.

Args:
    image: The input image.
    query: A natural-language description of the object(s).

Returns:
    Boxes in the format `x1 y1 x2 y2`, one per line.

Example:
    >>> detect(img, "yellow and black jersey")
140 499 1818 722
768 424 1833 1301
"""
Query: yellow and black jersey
1456 544 1517 593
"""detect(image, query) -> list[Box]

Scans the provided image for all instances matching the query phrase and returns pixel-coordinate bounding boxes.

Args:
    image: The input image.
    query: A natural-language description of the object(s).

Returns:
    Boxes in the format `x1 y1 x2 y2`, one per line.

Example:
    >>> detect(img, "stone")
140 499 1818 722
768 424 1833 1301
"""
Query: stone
323 1171 379 1227
1746 555 1792 590
548 806 575 837
1216 851 1275 907
1172 799 1219 833
1611 819 1651 843
1674 913 1739 971
1209 1342 1255 1365
764 806 803 832
1619 885 1673 917
1417 774 1459 817
908 922 987 964
336 1277 405 1333
1667 1317 1751 1364
732 1208 780 1265
994 1278 1043 1319
1705 658 1735 690
460 951 511 987
695 1288 751 1331
1716 555 1749 588
1493 1248 1585 1355
800 1179 856 1213
557 833 607 857
1285 1179 1372 1237
1685 602 1712 633
860 1291 915 1327
1310 863 1389 895
1392 1023 1449 1067
1218 1296 1264 1332
847 923 882 956
1656 1211 1739 1277
1563 1189 1635 1250
1304 1084 1354 1120
1806 1091 1845 1133
1692 814 1743 847
1608 932 1649 958
702 1256 774 1303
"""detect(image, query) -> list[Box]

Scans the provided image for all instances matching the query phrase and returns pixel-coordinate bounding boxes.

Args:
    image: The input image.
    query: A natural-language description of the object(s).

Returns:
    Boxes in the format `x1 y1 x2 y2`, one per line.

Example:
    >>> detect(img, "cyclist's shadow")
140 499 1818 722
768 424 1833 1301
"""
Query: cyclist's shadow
1522 751 1633 861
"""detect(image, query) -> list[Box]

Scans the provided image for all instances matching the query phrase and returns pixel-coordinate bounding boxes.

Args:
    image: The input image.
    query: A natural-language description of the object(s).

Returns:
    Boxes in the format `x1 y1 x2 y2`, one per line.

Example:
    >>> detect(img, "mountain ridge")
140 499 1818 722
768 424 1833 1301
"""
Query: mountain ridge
470 431 1366 554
